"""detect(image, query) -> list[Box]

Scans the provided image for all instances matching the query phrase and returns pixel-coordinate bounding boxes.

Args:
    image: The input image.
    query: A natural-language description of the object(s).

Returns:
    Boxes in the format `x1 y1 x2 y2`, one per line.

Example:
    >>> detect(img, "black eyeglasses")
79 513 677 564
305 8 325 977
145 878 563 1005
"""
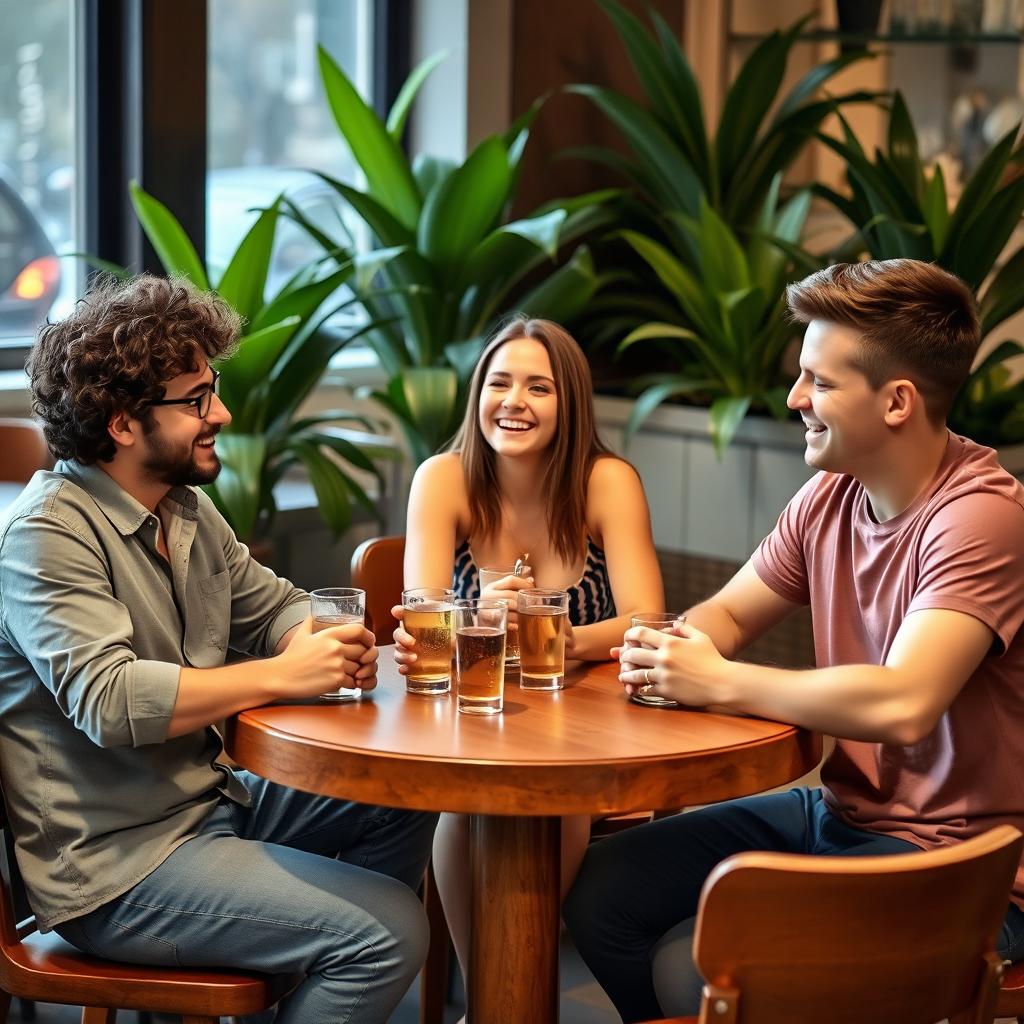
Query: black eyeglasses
146 369 220 419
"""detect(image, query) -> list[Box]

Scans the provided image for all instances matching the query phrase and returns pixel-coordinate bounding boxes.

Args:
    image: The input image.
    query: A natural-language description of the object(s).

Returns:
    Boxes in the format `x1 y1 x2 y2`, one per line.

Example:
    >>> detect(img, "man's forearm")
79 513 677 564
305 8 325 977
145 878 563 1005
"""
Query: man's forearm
715 660 934 745
167 660 282 738
684 600 747 660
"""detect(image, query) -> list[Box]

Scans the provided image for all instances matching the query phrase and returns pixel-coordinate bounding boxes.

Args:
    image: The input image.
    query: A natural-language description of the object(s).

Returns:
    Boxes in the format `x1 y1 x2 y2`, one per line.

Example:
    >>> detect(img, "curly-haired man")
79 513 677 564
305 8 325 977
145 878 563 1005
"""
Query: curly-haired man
0 274 436 1023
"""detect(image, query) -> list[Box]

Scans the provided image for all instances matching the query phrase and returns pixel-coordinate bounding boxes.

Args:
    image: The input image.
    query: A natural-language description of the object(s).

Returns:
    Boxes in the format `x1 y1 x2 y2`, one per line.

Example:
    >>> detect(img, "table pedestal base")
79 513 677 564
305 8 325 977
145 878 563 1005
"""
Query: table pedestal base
468 814 561 1023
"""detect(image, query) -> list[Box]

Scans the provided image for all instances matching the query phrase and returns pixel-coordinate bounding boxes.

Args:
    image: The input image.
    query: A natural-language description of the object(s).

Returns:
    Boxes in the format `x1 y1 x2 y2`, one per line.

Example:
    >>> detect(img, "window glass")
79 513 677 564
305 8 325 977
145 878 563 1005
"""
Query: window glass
0 0 76 343
207 0 373 291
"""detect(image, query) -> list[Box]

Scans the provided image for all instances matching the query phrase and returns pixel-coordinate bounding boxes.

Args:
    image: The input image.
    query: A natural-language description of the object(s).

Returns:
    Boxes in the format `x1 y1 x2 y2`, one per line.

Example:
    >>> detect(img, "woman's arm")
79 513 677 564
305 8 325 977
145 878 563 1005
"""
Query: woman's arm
403 452 464 588
572 457 664 661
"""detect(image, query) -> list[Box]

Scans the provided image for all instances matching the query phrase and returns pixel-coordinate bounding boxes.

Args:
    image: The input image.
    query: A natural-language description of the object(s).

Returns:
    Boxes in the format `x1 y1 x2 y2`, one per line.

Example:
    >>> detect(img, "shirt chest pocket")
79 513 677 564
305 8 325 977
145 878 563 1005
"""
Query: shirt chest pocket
192 570 231 661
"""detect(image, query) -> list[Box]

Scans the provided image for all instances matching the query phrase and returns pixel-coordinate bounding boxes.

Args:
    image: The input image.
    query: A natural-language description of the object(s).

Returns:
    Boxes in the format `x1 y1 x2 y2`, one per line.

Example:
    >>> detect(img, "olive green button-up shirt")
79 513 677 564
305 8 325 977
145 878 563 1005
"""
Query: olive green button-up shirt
0 461 308 930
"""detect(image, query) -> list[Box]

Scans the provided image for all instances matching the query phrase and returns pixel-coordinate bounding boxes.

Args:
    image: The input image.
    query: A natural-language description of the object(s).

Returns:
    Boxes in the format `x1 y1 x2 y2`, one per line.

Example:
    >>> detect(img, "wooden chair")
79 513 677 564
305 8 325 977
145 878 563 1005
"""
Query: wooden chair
350 534 405 636
0 419 52 484
646 824 1023 1024
0 796 294 1022
998 957 1024 1023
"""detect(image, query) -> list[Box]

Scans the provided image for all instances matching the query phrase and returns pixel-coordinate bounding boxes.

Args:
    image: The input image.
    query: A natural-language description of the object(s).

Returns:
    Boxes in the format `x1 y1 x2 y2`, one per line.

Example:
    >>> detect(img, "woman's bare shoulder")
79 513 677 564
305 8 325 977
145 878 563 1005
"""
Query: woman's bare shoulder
587 454 643 493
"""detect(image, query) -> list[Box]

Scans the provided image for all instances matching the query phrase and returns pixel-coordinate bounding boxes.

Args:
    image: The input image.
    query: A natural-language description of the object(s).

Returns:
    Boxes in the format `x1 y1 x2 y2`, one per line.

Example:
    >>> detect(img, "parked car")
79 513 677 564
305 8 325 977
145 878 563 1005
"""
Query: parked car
0 169 61 338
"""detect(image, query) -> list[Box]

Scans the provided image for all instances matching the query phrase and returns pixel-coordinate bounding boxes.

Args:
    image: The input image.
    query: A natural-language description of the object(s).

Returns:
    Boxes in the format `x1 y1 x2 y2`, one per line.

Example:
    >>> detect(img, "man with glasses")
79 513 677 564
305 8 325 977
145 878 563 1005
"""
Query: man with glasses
0 274 436 1022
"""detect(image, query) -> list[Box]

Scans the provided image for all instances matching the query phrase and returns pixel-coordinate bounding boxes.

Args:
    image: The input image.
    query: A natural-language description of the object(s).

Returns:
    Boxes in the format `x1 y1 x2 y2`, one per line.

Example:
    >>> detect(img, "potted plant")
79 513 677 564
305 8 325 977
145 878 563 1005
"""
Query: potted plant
304 48 617 464
814 94 1024 449
128 181 398 543
563 0 877 450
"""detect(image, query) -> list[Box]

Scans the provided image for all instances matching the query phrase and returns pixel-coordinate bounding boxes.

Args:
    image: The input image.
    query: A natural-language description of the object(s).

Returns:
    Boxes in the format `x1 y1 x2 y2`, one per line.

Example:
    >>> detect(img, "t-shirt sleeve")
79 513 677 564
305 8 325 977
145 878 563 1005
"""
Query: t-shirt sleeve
909 491 1024 655
751 475 820 606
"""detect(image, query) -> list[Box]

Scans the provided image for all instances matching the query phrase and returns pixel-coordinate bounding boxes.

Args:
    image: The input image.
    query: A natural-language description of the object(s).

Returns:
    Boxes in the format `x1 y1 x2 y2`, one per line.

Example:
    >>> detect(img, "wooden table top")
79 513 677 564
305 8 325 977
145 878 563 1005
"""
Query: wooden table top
226 655 821 816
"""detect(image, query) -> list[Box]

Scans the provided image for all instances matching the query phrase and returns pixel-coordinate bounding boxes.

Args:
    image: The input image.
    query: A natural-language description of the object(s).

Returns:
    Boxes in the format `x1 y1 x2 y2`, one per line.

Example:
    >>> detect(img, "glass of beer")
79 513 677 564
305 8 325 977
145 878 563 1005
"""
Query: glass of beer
518 588 569 690
478 563 531 674
402 587 455 695
310 587 366 702
454 599 507 715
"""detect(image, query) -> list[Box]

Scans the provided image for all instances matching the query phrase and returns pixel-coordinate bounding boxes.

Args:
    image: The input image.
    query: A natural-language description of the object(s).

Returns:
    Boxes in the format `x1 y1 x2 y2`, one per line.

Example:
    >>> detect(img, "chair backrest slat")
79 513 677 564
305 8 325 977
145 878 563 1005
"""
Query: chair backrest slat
350 535 405 636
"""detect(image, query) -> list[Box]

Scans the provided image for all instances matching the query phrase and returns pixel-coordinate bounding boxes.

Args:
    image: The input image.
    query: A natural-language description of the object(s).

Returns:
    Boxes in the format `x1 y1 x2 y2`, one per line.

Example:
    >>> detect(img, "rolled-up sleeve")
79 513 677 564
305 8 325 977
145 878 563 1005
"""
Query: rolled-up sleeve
0 512 180 748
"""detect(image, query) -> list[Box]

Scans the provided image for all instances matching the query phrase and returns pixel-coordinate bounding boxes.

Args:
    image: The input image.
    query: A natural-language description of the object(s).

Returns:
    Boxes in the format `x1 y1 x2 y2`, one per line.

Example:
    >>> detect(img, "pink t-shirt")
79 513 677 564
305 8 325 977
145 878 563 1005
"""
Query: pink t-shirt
753 433 1024 908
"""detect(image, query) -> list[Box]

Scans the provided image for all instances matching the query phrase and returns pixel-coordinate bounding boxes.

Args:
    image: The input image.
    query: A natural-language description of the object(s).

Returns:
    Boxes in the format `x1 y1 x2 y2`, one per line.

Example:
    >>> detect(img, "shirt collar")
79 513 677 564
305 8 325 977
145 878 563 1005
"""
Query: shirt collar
59 460 199 536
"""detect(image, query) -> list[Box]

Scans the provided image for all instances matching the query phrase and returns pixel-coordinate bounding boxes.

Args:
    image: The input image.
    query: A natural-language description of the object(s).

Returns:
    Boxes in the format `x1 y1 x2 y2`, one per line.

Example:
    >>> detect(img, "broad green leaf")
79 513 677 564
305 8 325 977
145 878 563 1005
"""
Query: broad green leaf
206 433 267 541
399 366 460 458
318 46 421 230
291 440 354 537
887 92 926 204
515 245 601 325
217 316 301 429
953 177 1024 290
774 48 874 124
567 85 704 215
412 154 458 202
695 201 750 294
129 181 209 288
386 51 447 140
215 196 280 323
249 263 354 336
444 336 488 384
980 248 1024 335
418 135 511 280
716 30 790 193
709 395 752 458
623 378 716 446
312 172 414 247
941 125 1018 262
617 322 704 355
922 163 950 254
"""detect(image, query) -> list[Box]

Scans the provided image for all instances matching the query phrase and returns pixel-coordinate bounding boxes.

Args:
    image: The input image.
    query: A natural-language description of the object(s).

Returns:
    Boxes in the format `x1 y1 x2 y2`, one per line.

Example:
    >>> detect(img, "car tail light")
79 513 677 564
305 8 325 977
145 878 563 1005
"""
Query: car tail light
8 256 60 301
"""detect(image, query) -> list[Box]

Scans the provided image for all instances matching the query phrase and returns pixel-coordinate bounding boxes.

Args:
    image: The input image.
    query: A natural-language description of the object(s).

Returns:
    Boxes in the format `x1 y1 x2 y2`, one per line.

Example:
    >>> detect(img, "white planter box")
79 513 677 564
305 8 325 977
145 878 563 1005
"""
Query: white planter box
594 395 813 561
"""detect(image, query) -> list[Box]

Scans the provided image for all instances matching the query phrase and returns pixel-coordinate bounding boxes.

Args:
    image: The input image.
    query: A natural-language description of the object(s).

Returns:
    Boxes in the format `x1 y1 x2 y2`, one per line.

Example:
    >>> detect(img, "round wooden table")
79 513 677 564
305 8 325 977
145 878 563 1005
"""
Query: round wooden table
225 656 820 1024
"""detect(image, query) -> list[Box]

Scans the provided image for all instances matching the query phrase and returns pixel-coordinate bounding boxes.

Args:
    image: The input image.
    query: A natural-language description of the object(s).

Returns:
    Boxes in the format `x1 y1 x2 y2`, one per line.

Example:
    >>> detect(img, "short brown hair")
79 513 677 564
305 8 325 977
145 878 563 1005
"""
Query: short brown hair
448 317 616 564
28 274 241 464
786 259 980 422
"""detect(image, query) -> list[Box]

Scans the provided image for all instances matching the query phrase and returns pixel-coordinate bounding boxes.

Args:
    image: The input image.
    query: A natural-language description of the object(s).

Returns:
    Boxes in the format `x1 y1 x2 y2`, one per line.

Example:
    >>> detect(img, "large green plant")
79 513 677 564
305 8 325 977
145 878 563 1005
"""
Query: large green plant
129 181 396 541
815 94 1024 445
617 183 812 454
309 48 615 463
569 0 875 230
564 0 863 450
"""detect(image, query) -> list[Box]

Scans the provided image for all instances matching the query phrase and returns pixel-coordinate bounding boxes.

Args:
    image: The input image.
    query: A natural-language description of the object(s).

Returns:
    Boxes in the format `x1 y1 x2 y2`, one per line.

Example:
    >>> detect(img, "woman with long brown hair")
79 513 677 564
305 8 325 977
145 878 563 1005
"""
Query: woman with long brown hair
391 317 664 1001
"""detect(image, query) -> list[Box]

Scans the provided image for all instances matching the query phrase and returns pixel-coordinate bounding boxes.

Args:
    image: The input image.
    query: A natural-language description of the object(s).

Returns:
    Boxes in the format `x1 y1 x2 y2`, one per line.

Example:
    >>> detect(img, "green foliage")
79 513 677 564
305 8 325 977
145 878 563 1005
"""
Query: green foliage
815 94 1024 445
617 187 812 454
566 0 865 452
314 47 615 464
571 0 876 228
129 181 395 541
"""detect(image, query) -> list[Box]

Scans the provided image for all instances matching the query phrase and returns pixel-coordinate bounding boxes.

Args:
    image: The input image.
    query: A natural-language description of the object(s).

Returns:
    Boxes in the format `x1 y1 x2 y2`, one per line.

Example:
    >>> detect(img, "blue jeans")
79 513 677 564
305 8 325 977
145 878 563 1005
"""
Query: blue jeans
564 787 1024 1023
55 772 438 1024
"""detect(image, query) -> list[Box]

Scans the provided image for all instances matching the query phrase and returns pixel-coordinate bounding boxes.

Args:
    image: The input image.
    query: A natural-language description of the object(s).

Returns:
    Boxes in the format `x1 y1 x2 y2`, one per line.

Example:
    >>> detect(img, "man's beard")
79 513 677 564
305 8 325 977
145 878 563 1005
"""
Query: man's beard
142 428 222 487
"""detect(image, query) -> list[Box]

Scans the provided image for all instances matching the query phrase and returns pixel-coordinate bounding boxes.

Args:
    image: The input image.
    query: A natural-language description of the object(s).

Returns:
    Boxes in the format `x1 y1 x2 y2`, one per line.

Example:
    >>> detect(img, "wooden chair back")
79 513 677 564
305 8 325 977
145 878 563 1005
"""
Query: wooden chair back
0 774 292 1020
686 825 1022 1024
350 535 405 637
0 418 52 483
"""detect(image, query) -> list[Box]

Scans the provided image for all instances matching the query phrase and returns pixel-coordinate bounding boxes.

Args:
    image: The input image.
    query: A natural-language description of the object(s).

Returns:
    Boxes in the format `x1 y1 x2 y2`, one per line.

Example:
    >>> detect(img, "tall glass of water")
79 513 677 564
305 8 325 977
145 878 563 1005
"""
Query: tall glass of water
310 587 366 702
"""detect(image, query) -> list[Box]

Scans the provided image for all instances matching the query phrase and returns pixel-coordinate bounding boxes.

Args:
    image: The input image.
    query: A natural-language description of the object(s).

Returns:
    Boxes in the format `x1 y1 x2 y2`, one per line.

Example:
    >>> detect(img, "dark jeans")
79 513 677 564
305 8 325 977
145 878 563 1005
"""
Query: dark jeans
564 787 1024 1022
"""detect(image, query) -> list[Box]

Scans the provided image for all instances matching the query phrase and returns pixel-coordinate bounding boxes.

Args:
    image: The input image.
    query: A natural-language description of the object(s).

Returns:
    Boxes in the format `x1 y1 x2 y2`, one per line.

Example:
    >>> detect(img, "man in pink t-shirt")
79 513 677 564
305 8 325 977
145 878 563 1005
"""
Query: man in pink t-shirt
565 259 1024 1022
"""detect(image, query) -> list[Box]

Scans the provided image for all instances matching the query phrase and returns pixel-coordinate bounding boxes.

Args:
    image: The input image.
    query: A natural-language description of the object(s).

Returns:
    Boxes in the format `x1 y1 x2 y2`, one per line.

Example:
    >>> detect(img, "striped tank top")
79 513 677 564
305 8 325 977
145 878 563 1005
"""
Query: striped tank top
452 537 616 627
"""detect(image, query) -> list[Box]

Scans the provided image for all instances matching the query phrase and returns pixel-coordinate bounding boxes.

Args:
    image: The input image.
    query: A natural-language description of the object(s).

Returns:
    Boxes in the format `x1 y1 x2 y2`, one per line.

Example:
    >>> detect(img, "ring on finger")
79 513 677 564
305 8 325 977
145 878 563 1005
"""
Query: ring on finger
639 667 656 694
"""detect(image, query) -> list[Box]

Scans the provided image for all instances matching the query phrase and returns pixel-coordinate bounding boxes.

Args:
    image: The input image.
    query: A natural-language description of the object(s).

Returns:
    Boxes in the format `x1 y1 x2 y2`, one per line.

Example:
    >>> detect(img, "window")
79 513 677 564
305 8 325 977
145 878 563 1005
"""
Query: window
207 0 374 290
0 0 77 352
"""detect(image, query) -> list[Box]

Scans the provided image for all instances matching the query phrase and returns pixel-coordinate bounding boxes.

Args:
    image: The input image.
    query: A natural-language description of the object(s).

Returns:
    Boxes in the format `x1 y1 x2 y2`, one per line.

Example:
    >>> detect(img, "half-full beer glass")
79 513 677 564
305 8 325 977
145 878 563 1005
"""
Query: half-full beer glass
310 587 366 701
478 563 531 673
454 599 507 715
402 587 454 695
517 588 569 690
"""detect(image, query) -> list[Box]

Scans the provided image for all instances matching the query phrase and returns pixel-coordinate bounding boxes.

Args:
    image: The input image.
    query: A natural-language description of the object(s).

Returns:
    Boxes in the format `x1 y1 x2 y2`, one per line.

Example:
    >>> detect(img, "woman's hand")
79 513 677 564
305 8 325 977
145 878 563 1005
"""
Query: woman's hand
564 620 577 657
479 573 534 631
391 605 417 676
